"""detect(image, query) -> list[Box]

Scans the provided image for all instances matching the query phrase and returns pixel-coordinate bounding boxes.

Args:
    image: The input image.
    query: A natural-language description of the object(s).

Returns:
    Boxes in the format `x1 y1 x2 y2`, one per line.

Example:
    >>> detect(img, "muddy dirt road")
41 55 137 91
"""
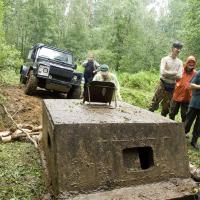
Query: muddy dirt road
0 85 66 130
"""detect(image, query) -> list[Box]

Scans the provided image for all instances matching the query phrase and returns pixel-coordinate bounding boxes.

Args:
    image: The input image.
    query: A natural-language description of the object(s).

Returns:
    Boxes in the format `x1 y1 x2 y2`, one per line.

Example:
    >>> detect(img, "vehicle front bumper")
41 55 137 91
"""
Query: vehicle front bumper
37 76 80 93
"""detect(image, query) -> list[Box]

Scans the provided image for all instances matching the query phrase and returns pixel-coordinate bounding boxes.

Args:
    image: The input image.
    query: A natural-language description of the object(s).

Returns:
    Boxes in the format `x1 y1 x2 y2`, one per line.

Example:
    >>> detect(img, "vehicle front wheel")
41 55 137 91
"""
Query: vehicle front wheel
24 71 37 95
67 86 81 99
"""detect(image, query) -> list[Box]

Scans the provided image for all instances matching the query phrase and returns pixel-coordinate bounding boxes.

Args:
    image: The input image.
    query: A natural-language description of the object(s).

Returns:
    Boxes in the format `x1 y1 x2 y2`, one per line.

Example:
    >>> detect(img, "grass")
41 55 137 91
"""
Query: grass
0 69 20 86
0 142 45 200
0 69 200 199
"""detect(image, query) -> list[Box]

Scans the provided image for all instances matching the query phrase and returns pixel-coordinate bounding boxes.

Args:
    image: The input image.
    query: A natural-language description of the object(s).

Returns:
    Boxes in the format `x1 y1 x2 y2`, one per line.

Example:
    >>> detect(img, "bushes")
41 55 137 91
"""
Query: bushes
121 87 153 109
0 0 22 77
0 43 23 71
0 42 23 84
118 70 159 90
117 70 159 109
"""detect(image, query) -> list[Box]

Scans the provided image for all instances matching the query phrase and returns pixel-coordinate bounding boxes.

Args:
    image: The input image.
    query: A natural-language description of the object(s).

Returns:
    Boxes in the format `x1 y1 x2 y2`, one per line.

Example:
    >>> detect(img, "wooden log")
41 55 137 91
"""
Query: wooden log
32 125 42 132
1 135 12 143
0 131 10 137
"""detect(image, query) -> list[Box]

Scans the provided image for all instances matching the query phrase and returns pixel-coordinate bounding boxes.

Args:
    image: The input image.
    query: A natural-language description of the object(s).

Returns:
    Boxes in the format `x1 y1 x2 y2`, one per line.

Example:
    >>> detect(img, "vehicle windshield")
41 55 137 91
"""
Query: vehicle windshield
37 47 73 64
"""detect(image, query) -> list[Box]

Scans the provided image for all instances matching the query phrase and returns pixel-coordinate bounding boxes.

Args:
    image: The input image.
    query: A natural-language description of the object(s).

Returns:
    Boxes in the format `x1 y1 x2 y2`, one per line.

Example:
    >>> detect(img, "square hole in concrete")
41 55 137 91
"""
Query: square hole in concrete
123 147 154 171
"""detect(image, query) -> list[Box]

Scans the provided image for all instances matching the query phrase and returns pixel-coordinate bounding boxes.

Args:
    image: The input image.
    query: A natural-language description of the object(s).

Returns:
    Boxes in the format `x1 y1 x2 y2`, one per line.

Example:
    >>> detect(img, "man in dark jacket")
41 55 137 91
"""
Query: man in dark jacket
82 53 100 84
82 53 100 97
185 69 200 149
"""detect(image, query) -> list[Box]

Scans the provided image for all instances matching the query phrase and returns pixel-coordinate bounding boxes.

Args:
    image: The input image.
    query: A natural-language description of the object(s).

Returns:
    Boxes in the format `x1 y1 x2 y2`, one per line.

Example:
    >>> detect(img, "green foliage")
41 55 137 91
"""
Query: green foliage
117 70 159 108
90 49 116 68
121 87 153 109
183 0 200 60
119 70 158 91
0 69 20 85
0 0 23 76
0 43 23 71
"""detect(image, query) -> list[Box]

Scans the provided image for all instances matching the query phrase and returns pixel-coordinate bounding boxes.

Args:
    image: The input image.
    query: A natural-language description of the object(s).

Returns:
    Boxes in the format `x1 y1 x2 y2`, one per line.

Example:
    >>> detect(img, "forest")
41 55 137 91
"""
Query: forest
0 0 199 74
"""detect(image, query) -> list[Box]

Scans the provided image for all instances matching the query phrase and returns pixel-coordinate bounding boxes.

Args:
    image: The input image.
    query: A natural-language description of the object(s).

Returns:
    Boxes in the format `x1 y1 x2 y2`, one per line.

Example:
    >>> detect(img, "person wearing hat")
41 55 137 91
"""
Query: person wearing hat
149 41 183 117
93 64 121 100
185 64 200 149
169 56 197 122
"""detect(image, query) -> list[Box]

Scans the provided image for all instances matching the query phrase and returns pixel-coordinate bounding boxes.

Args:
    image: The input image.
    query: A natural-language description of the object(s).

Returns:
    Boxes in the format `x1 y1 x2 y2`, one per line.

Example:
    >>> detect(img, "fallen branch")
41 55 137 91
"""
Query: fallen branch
0 132 40 142
11 106 23 118
12 132 40 139
0 103 38 148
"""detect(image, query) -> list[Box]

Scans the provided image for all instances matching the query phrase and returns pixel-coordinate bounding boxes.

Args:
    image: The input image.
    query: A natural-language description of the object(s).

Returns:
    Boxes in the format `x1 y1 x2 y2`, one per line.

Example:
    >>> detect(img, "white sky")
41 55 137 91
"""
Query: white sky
147 0 169 18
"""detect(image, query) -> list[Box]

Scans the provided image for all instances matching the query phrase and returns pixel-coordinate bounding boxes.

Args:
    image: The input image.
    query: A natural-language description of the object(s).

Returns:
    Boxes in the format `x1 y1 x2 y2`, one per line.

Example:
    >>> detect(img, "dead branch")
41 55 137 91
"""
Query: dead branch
12 132 40 139
0 103 38 148
11 106 23 118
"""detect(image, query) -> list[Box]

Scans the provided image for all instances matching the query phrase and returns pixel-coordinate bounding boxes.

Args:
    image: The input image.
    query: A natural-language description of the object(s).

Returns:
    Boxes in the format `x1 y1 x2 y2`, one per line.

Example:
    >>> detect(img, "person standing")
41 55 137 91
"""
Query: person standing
82 52 100 97
169 56 197 122
149 41 183 116
185 68 200 149
82 52 100 84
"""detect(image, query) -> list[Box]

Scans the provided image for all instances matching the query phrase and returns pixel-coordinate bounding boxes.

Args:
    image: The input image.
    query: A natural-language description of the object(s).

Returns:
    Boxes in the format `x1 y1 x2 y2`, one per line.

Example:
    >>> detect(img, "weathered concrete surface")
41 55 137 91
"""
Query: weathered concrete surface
60 178 197 200
42 100 190 196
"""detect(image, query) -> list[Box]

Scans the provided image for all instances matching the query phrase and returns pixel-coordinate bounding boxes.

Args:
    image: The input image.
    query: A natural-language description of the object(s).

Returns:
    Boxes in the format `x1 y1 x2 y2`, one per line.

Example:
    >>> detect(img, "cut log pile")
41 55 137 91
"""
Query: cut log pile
0 124 42 148
0 103 41 148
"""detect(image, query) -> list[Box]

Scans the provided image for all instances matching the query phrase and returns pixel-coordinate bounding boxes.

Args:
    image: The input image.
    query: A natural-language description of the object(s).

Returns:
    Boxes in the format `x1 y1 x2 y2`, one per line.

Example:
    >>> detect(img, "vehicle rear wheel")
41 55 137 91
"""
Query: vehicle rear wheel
24 71 37 95
67 86 81 99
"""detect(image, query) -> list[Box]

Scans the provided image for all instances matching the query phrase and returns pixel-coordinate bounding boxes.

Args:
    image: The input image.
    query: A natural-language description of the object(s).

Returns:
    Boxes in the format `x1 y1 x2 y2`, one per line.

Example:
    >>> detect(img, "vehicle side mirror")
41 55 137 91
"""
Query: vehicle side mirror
74 64 77 69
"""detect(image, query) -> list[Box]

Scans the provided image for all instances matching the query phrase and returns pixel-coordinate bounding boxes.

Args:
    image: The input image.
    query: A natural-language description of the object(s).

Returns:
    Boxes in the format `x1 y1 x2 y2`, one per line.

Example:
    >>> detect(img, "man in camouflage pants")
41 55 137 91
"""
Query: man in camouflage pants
149 41 183 116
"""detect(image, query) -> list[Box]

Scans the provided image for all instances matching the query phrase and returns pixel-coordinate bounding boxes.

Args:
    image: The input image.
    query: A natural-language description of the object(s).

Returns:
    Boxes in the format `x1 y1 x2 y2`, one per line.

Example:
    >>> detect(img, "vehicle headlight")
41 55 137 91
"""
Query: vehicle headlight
73 75 77 81
38 65 50 77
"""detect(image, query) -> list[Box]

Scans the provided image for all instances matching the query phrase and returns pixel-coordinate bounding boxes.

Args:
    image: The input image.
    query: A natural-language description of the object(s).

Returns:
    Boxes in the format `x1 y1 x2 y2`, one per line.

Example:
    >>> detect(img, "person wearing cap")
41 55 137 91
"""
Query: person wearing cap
185 65 200 149
82 52 100 97
169 56 197 122
149 41 183 117
93 64 121 100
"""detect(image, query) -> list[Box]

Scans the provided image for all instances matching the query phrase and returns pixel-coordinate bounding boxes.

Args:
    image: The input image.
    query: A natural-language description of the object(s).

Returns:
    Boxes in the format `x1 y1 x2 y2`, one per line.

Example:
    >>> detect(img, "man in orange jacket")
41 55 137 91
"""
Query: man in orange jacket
169 56 197 122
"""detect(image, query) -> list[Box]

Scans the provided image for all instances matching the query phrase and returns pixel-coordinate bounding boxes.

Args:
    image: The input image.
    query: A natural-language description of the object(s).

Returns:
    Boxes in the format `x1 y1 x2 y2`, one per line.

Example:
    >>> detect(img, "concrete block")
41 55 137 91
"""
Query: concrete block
42 100 190 195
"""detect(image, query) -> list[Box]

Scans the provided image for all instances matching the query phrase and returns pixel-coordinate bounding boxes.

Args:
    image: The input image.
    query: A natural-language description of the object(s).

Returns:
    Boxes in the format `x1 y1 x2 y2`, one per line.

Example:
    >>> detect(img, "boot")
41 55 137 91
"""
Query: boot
161 112 167 117
191 136 199 149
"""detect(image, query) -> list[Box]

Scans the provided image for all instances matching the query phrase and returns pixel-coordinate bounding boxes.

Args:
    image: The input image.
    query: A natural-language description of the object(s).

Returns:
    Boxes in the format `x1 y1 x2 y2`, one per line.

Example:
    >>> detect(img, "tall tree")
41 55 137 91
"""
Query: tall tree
183 0 200 59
